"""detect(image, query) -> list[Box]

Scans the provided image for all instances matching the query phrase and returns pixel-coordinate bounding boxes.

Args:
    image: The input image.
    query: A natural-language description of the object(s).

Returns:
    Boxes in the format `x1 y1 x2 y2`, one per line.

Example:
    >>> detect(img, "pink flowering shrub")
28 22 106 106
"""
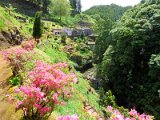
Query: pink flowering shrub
106 106 153 120
58 114 79 120
0 47 30 75
1 47 27 61
15 61 77 120
21 40 36 51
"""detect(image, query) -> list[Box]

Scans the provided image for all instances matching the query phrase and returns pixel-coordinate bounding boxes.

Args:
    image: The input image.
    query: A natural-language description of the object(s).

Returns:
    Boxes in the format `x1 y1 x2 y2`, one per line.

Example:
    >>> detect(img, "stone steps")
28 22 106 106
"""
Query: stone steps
84 102 106 120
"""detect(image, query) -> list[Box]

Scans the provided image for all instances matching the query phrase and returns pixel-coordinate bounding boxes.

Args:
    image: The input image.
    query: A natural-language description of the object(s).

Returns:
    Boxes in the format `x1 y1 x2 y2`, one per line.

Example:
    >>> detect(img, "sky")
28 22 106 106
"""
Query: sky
81 0 141 11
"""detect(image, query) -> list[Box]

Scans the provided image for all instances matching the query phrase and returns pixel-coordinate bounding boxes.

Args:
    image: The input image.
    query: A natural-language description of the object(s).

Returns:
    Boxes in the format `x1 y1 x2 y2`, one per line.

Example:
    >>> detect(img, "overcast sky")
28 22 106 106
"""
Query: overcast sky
81 0 141 11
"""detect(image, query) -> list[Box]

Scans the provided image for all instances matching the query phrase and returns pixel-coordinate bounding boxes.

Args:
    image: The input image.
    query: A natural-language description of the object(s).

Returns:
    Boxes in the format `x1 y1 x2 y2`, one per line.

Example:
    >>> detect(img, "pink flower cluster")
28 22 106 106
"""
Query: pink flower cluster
0 47 32 75
29 61 77 90
21 40 36 51
58 114 79 120
15 61 77 119
106 106 153 120
0 47 27 61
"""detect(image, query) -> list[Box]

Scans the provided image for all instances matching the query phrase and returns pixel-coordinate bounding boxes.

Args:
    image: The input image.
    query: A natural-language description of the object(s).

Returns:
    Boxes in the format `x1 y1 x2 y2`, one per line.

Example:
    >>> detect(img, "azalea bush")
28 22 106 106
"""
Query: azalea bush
15 61 77 120
21 40 36 51
58 114 79 120
106 106 153 120
0 47 32 75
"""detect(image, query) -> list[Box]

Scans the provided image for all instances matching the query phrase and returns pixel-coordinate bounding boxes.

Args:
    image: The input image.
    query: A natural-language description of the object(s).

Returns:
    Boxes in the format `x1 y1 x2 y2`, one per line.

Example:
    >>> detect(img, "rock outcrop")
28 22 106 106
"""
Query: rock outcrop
0 27 25 50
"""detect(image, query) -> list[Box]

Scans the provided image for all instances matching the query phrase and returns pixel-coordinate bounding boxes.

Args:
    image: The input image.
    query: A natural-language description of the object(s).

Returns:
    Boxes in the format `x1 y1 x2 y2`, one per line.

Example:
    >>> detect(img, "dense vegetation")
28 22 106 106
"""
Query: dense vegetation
0 0 159 119
84 4 131 22
95 0 160 119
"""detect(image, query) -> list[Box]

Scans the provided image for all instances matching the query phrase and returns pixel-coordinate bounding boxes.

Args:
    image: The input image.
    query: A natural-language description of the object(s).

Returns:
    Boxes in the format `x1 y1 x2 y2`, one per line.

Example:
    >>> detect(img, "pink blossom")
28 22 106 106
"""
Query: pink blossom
15 88 20 93
40 107 50 114
106 106 153 120
16 101 23 109
107 106 113 112
129 109 138 117
34 103 42 109
61 101 66 106
58 114 79 120
53 93 59 104
14 61 77 119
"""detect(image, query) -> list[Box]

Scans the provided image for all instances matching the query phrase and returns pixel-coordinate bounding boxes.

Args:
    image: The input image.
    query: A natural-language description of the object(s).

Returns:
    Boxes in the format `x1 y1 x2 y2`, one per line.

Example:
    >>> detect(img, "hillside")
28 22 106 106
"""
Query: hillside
0 40 105 119
0 5 33 49
84 4 131 21
0 0 41 16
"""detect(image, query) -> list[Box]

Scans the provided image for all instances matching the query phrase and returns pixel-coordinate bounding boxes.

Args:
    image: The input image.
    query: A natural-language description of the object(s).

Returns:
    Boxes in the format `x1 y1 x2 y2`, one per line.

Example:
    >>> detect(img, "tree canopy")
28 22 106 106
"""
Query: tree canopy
50 0 71 23
84 4 131 22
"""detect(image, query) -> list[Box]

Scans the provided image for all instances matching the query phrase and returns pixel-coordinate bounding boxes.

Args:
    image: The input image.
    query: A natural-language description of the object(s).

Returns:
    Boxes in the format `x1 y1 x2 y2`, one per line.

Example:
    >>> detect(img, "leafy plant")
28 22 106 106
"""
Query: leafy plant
9 77 21 86
99 88 116 107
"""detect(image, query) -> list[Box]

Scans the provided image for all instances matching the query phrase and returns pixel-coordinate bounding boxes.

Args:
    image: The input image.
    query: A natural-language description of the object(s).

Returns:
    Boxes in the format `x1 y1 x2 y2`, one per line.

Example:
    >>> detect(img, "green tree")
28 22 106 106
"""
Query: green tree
94 17 113 63
84 4 131 22
33 11 42 41
50 0 71 23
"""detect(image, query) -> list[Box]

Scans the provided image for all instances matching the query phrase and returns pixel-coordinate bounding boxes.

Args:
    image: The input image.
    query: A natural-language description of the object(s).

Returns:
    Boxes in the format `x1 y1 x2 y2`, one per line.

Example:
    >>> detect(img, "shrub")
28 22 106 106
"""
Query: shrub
106 106 153 120
0 47 31 75
99 88 116 107
9 77 21 86
15 61 77 120
21 40 36 51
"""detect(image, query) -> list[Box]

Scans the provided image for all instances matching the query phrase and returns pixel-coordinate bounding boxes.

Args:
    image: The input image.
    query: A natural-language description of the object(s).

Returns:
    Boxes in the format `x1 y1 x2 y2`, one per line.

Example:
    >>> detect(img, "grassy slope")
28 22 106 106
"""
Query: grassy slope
2 39 103 119
37 41 104 119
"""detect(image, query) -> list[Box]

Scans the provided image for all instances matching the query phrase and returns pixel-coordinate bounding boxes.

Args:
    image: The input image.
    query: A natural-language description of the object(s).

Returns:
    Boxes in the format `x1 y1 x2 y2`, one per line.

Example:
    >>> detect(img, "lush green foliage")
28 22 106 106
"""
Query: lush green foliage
100 0 160 119
94 18 113 64
99 88 116 107
93 4 131 64
49 0 71 23
84 4 131 22
9 77 21 86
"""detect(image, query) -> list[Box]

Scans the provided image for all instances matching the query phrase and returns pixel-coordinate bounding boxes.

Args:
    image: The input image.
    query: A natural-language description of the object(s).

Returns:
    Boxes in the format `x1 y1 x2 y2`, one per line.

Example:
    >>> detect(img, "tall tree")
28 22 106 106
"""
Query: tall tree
50 0 71 23
33 11 42 41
